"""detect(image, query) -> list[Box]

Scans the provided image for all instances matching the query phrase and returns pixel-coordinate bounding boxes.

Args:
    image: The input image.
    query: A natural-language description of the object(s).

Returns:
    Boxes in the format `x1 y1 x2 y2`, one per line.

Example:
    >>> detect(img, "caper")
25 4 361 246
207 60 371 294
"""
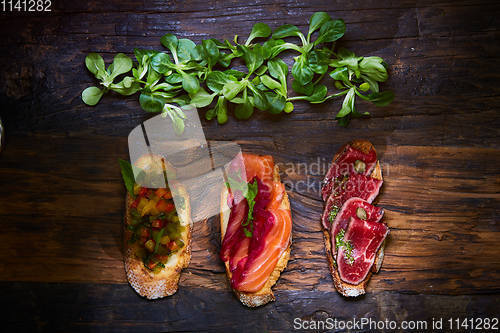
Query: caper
354 160 366 173
356 207 367 220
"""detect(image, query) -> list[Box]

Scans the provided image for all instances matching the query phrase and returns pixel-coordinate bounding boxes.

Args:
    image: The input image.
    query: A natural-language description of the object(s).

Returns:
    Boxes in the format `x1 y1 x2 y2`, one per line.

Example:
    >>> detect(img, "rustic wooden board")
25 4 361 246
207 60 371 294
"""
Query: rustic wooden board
0 0 499 331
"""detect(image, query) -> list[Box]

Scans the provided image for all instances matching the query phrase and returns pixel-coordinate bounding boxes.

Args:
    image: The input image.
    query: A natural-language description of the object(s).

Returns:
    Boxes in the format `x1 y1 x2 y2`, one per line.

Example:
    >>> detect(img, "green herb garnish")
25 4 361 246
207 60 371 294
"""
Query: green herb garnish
83 12 393 131
328 205 339 222
119 159 136 198
335 228 354 265
226 175 259 238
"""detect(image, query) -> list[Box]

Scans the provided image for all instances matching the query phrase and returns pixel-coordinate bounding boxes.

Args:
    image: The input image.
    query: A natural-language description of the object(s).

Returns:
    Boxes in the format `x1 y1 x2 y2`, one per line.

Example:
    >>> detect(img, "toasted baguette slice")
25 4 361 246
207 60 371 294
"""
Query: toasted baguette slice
124 185 192 300
323 139 385 297
220 164 292 307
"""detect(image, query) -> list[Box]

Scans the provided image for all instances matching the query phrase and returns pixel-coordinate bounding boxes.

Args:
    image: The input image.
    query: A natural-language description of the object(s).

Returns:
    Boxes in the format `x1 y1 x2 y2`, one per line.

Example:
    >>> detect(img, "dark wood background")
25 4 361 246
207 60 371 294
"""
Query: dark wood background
0 0 499 332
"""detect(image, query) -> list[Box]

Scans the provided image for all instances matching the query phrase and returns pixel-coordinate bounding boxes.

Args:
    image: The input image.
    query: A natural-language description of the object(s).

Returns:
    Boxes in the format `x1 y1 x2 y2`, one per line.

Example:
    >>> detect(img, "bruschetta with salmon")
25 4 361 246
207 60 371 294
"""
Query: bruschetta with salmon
220 153 292 307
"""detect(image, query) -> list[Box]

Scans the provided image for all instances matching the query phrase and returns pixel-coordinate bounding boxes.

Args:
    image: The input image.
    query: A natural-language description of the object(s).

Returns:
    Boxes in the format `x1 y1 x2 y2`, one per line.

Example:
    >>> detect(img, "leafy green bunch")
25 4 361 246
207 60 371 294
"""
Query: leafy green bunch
82 12 393 133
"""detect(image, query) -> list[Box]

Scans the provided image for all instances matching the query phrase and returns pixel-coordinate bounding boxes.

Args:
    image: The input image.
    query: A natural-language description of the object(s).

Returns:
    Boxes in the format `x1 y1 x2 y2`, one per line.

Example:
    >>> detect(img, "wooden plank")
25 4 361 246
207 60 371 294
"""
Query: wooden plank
0 134 498 295
2 282 499 332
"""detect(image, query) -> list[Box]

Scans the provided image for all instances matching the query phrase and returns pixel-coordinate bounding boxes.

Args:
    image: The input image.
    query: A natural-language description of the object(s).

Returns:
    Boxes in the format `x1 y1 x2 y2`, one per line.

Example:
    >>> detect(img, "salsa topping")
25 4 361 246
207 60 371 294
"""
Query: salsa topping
127 183 185 273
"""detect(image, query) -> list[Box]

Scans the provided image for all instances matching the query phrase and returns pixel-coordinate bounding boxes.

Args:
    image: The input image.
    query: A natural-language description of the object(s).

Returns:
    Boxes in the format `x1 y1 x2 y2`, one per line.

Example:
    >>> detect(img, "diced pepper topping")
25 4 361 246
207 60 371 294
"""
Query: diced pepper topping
160 235 170 245
151 219 164 229
155 188 172 199
133 184 141 196
145 239 155 252
168 241 179 251
156 199 175 213
138 187 149 197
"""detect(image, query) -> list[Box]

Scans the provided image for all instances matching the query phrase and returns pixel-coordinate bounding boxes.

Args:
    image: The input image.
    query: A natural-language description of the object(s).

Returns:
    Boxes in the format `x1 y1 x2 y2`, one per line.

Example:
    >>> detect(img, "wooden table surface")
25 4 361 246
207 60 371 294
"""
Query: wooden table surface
0 0 499 331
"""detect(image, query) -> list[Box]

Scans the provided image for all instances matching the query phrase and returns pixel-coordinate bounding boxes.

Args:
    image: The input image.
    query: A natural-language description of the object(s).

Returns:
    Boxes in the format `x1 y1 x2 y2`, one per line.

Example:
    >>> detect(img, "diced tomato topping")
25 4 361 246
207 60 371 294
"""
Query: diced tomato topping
138 187 148 197
168 241 179 251
155 254 169 261
155 188 172 199
140 228 150 238
146 261 157 270
130 197 141 209
156 200 175 213
151 219 164 229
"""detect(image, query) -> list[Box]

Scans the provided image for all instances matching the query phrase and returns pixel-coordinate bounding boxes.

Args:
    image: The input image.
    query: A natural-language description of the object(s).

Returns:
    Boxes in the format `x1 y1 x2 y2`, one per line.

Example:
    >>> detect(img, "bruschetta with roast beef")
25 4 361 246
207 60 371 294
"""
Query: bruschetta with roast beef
121 154 192 299
321 140 389 297
220 153 292 307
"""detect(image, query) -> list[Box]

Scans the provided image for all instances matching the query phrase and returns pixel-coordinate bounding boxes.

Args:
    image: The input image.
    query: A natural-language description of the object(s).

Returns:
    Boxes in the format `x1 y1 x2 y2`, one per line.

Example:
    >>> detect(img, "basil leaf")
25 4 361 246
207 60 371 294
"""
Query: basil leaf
81 86 104 106
134 48 157 64
216 96 228 124
161 34 179 57
181 72 200 94
314 19 345 45
329 66 350 87
177 38 197 63
292 54 314 85
246 22 271 45
234 98 254 120
272 24 301 39
139 93 165 113
249 87 268 111
368 91 394 106
110 78 141 96
150 52 172 74
260 75 281 91
264 91 286 114
205 107 216 121
291 79 314 96
308 12 331 39
359 56 388 82
239 44 264 75
223 69 246 80
206 71 235 93
163 105 185 135
308 48 331 74
189 87 217 108
109 53 133 79
165 72 183 84
336 87 355 118
119 159 135 197
85 53 105 77
222 81 245 100
261 39 284 59
361 74 379 93
306 84 328 103
268 58 288 80
201 39 220 70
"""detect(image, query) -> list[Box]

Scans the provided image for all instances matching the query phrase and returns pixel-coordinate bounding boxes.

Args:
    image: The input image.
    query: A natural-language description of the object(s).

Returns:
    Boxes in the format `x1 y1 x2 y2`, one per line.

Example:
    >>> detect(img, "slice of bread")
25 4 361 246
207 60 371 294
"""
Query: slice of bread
123 185 192 300
220 164 292 307
323 139 385 297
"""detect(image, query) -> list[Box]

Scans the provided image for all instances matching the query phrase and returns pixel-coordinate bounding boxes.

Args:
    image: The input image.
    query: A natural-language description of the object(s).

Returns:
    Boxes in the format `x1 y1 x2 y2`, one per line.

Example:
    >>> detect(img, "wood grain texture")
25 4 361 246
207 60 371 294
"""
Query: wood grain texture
2 282 499 332
0 0 499 330
0 134 498 296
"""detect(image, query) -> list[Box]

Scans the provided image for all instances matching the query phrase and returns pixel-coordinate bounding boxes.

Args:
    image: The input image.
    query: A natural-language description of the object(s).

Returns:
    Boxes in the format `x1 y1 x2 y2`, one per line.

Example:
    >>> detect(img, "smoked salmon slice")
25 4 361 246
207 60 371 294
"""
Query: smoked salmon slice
221 153 292 293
